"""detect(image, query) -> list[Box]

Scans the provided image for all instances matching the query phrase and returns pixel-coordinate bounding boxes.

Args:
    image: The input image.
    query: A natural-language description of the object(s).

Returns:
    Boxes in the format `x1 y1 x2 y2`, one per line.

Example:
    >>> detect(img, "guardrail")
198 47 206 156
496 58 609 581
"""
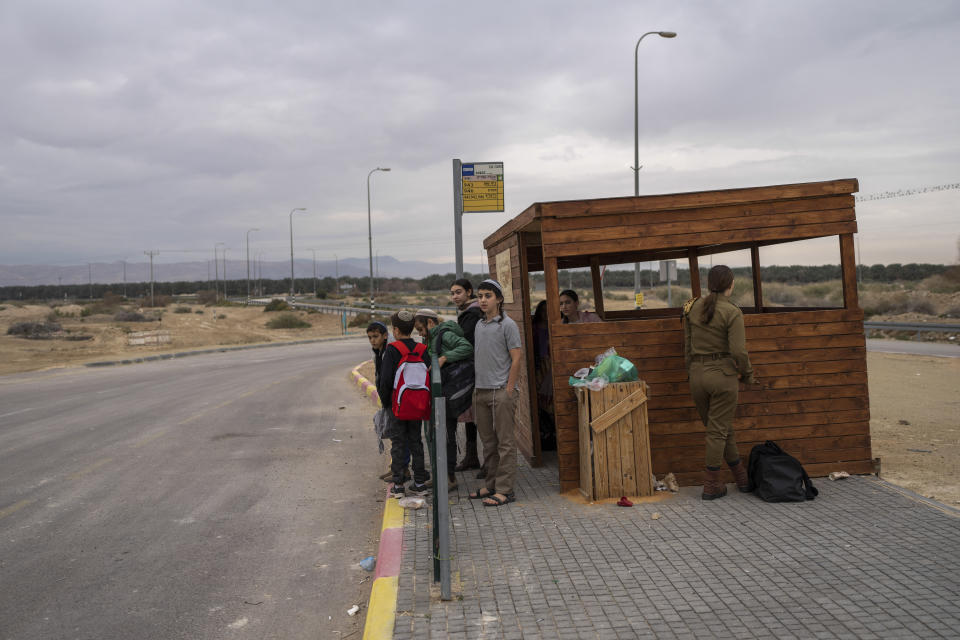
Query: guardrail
244 297 458 316
864 321 959 334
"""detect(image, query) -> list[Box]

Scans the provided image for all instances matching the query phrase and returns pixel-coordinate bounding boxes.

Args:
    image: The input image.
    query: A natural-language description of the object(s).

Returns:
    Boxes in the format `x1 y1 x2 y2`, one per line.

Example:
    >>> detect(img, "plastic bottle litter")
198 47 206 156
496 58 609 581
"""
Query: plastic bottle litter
347 605 360 616
359 556 376 571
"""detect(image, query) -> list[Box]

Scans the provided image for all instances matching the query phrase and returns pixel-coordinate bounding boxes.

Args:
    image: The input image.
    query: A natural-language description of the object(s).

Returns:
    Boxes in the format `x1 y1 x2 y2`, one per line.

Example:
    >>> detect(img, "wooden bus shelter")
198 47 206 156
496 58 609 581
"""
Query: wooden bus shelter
482 178 874 492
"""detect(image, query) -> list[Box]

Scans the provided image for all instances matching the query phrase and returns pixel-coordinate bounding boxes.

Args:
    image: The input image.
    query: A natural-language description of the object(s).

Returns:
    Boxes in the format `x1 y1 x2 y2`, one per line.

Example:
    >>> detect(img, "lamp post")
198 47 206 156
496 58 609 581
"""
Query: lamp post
367 167 391 311
633 30 676 305
334 253 339 296
310 248 318 297
288 207 306 298
215 242 225 301
246 228 259 301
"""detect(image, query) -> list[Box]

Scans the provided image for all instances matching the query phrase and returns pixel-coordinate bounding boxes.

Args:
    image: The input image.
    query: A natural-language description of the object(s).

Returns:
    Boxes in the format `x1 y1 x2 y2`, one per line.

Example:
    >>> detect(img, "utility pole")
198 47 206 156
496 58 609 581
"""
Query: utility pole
310 249 317 297
122 260 127 298
144 250 159 306
214 243 224 301
88 263 93 299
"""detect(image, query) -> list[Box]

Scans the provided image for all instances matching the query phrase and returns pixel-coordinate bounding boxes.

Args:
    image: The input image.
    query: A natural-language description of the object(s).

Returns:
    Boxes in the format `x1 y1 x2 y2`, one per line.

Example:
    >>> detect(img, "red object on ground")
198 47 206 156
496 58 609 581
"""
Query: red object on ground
616 496 633 507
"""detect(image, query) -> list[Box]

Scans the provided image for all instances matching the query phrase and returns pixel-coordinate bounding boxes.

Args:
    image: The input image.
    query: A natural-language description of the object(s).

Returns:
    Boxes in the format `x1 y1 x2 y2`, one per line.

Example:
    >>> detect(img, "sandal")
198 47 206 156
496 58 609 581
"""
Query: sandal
469 488 493 500
482 493 515 507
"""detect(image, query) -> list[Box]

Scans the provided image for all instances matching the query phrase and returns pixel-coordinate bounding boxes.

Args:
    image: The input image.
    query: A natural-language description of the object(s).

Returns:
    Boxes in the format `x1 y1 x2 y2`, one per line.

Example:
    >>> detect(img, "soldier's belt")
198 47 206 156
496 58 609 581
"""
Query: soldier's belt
691 352 731 362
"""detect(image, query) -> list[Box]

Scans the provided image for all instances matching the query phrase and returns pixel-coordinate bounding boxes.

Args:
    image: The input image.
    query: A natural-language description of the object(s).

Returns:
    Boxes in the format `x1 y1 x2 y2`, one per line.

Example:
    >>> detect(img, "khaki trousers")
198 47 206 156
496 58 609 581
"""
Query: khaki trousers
689 362 741 468
473 387 518 496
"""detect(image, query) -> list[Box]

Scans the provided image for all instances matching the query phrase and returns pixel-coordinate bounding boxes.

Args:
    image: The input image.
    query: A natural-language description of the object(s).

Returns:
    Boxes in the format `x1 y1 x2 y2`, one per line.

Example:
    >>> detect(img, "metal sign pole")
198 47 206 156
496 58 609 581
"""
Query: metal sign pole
453 159 464 279
430 349 451 599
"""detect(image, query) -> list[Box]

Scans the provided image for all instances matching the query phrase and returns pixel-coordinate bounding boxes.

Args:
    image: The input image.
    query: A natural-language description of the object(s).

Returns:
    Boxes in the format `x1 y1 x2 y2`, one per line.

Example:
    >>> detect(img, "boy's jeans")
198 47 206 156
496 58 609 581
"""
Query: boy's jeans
390 419 428 485
473 387 517 496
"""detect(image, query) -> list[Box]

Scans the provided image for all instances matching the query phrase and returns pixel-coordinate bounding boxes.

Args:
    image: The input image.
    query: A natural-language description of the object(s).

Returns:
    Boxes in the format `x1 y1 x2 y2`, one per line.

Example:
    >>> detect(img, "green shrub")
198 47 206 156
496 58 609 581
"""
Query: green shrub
263 298 290 312
7 321 61 338
196 289 217 305
80 306 93 317
907 299 936 315
174 306 192 313
217 313 227 320
266 313 311 329
195 309 204 315
349 312 372 327
114 311 149 322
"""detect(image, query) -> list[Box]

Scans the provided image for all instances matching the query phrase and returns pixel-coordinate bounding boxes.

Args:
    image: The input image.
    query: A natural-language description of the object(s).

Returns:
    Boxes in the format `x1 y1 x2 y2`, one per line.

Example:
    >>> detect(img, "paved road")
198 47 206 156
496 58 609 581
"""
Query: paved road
0 338 383 639
867 338 960 358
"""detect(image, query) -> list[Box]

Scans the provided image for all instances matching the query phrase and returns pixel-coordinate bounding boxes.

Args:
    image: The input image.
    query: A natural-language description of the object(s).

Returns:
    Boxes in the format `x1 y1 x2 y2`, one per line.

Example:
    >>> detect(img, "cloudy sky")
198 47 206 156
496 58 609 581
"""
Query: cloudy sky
1 0 958 274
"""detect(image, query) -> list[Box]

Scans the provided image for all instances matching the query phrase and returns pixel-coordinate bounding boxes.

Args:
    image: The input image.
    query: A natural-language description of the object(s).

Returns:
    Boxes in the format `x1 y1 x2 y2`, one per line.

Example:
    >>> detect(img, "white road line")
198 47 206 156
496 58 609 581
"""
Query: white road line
0 407 35 419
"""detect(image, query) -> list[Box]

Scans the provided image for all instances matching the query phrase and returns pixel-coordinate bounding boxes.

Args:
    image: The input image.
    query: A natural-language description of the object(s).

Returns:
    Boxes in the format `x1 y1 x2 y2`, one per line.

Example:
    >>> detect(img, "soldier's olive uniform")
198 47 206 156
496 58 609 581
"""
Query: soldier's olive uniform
683 296 755 468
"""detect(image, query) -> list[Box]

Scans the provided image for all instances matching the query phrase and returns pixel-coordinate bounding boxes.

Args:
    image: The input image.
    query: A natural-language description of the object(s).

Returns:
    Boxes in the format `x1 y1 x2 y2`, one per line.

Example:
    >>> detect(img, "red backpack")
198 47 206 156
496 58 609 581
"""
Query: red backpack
390 341 431 420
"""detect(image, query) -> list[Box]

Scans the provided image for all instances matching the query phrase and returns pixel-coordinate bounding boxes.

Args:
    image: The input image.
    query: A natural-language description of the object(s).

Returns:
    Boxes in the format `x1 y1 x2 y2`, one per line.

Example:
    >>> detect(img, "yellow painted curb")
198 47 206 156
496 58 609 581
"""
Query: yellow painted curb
363 576 398 640
382 496 404 531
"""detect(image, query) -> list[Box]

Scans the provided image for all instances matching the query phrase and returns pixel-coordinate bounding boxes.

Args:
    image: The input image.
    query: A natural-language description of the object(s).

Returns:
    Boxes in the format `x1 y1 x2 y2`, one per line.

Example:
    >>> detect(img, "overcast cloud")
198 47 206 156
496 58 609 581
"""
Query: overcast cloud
1 0 958 274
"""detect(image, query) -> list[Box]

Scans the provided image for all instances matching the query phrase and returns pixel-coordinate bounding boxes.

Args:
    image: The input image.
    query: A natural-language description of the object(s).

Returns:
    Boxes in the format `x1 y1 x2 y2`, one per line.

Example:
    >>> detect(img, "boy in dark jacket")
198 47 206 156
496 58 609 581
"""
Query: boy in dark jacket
377 310 431 497
366 321 389 382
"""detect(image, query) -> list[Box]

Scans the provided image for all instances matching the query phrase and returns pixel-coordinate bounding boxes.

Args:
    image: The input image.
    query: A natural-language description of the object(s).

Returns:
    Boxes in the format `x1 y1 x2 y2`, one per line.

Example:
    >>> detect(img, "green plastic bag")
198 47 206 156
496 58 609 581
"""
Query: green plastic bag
592 355 638 383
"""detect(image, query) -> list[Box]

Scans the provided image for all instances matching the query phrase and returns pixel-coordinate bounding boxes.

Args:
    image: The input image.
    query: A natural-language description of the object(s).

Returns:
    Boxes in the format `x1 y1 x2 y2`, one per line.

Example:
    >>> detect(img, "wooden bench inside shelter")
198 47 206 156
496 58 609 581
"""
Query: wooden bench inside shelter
482 178 874 491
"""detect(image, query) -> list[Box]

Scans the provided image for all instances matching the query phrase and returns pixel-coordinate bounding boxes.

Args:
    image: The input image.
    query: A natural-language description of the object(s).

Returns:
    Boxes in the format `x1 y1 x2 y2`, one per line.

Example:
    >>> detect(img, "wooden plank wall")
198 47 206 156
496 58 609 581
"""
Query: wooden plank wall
550 308 872 491
485 235 537 465
541 194 857 259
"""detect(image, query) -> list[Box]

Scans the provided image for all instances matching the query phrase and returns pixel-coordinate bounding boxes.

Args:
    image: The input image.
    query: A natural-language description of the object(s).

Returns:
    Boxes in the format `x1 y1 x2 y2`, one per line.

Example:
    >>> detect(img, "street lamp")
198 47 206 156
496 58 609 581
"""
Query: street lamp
633 30 676 196
310 248 318 297
334 253 339 296
367 167 391 312
246 228 260 301
633 30 676 306
215 242 225 301
288 207 306 298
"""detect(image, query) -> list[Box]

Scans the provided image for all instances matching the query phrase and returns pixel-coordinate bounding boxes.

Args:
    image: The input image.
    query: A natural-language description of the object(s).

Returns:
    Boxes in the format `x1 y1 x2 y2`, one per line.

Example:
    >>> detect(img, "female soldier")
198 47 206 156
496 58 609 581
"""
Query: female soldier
683 265 756 500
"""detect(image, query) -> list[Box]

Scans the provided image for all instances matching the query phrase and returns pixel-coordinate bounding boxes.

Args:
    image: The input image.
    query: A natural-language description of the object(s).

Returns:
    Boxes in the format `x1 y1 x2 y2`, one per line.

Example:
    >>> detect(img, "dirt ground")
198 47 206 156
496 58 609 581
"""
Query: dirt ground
3 299 958 507
0 302 345 375
867 351 960 506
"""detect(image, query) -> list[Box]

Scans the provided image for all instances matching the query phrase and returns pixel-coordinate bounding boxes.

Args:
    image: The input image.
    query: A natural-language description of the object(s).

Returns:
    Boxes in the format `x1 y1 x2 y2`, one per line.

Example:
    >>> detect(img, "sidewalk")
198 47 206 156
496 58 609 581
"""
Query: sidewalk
391 454 960 639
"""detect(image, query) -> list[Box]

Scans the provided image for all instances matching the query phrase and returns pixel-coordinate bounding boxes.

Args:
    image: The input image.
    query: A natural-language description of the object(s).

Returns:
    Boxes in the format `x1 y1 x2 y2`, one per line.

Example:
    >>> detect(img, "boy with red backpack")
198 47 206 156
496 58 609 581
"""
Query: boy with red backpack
376 310 432 497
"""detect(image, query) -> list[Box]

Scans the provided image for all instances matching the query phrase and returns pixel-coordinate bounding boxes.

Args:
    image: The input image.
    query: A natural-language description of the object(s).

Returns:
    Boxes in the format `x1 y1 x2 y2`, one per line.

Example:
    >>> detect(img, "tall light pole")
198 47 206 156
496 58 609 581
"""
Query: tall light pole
334 253 339 296
367 167 390 311
633 30 676 305
246 228 259 301
214 242 225 301
310 248 318 297
288 207 306 298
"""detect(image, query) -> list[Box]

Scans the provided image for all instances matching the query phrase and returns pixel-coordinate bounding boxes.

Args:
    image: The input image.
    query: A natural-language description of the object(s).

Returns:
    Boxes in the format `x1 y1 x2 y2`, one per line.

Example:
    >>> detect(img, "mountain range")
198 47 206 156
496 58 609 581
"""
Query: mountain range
0 256 485 287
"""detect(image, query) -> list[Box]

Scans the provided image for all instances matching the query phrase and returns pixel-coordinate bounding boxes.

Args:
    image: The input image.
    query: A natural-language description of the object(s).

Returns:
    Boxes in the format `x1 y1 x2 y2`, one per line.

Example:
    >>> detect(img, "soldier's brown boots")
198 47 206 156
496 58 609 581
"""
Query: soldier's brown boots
701 467 728 500
728 458 751 492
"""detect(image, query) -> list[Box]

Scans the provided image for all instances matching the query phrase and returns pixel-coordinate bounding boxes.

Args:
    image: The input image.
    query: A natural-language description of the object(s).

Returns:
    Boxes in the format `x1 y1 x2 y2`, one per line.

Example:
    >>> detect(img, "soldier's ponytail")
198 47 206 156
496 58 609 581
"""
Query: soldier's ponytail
702 265 734 324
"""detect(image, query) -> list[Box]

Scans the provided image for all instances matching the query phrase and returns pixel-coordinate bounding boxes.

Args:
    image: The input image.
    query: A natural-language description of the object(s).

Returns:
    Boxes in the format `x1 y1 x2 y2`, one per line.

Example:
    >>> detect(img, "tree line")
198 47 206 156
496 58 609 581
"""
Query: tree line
0 264 950 301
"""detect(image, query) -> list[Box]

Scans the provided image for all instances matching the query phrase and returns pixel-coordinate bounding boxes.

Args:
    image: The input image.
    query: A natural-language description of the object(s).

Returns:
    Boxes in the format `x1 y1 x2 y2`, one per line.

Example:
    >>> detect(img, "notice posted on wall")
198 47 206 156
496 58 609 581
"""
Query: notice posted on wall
495 248 514 304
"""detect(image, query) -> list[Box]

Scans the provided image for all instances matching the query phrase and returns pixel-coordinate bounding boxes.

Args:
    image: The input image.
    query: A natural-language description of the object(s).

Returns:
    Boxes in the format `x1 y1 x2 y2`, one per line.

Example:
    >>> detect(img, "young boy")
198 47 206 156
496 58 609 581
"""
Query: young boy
366 321 389 382
413 309 473 490
368 320 406 482
468 279 523 507
376 310 431 497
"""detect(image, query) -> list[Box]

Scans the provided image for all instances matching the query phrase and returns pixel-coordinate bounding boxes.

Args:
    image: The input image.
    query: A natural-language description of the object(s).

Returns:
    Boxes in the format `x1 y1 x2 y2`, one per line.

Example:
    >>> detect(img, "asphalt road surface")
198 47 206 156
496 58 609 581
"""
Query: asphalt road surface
0 338 385 639
867 337 960 358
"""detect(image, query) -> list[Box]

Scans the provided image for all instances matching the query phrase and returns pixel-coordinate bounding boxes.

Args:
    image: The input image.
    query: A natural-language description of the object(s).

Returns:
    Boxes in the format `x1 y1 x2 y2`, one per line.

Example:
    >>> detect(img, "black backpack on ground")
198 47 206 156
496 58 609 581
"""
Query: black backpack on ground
747 441 818 502
434 328 475 417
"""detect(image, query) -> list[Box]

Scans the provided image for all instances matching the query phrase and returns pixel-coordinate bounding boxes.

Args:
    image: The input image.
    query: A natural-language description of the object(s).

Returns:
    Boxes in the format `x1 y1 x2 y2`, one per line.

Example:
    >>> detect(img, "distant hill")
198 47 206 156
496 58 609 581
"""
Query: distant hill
0 257 484 286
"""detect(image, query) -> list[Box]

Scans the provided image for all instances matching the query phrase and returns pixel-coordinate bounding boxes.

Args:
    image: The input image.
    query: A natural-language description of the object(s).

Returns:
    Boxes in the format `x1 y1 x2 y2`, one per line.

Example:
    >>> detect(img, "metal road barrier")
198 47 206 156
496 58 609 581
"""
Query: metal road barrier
864 321 959 334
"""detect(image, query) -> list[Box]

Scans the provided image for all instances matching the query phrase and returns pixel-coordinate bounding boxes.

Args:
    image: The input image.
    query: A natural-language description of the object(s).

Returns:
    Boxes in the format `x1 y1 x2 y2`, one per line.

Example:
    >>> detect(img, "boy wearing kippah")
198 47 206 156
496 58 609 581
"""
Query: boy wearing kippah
376 310 431 497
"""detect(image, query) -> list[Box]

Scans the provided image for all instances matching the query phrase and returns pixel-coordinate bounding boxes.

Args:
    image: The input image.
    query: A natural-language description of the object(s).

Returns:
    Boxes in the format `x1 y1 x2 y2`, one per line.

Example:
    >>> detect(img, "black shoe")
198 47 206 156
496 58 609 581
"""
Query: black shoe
389 484 405 498
406 481 430 495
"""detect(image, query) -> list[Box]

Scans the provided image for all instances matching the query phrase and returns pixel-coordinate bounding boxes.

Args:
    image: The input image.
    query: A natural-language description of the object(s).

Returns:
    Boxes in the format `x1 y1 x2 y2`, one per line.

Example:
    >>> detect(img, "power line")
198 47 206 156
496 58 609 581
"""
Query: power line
856 182 960 202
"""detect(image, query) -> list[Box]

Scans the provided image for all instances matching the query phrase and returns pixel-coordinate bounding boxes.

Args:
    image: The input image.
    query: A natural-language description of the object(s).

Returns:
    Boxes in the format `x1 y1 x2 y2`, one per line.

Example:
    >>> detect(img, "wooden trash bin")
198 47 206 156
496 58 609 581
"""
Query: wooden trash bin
576 381 653 501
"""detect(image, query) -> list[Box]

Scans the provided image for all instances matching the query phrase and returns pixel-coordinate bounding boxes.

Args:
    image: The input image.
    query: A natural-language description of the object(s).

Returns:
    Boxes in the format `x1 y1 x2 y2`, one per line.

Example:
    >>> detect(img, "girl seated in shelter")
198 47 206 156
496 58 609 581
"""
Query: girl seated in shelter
559 289 601 324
